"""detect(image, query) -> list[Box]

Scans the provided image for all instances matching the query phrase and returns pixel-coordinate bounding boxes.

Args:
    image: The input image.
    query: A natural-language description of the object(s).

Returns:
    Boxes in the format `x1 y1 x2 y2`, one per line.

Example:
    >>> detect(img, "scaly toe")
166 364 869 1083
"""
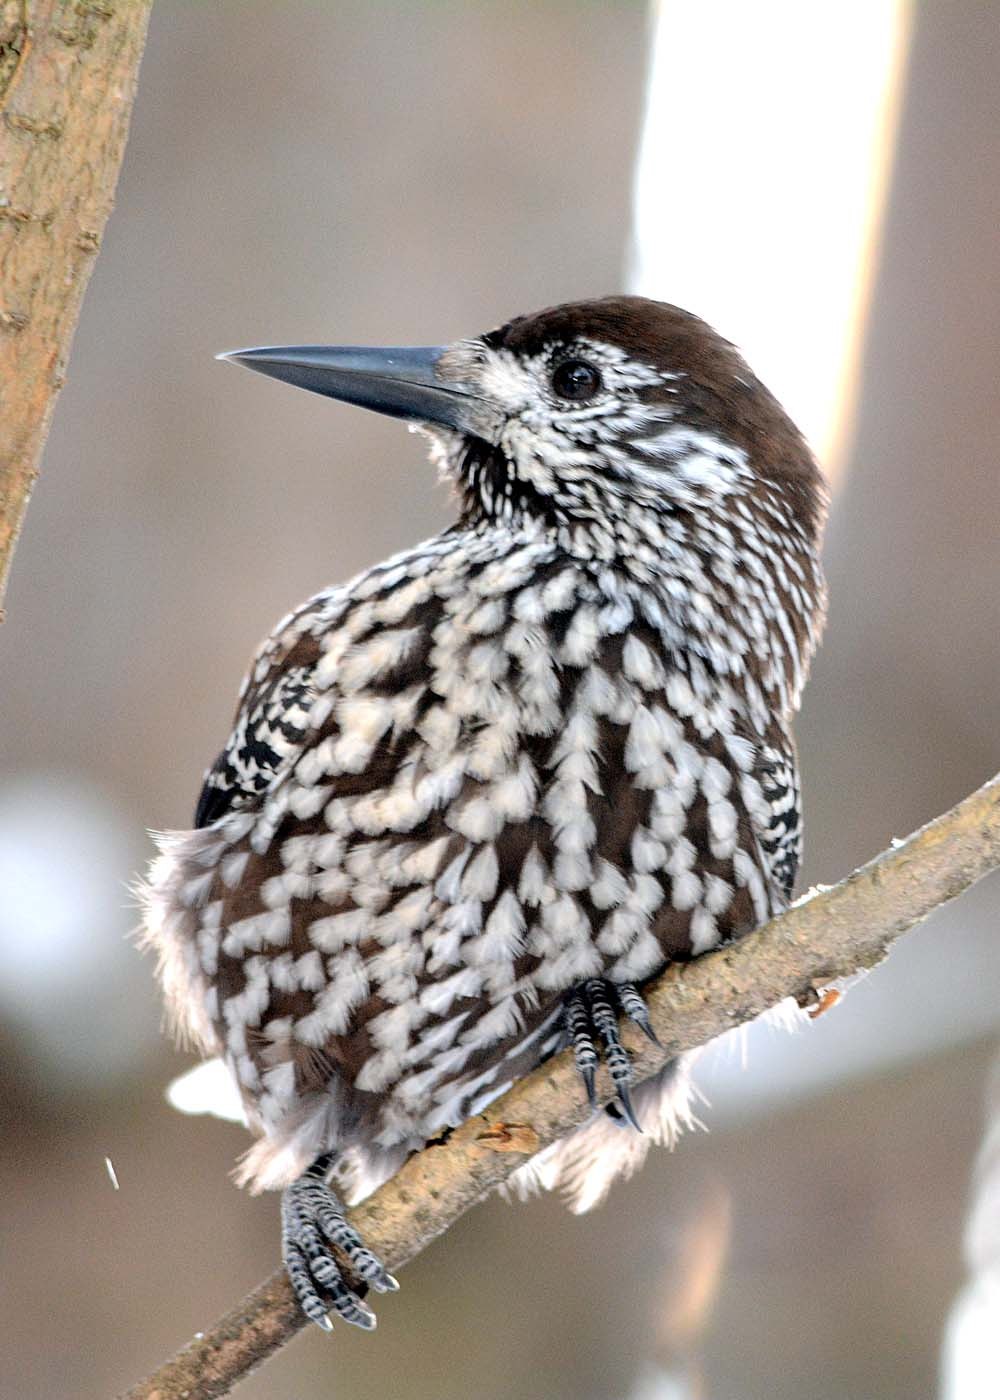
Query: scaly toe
618 982 662 1047
281 1162 395 1331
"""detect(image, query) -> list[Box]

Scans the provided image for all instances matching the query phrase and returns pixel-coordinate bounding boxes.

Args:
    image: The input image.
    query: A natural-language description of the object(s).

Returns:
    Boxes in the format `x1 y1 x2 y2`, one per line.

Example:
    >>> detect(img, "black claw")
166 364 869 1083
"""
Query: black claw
616 1079 643 1133
629 1009 661 1048
329 1286 377 1330
581 1063 597 1111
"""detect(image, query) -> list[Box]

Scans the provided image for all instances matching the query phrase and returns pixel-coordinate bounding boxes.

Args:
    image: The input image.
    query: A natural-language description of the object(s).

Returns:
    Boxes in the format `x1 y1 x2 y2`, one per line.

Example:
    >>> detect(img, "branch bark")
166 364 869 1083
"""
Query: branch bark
123 770 1000 1400
0 0 152 617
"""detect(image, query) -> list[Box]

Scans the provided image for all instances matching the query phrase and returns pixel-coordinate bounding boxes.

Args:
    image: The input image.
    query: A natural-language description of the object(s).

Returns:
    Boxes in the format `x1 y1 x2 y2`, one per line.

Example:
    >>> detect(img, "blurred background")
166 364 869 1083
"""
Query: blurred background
1 2 999 1397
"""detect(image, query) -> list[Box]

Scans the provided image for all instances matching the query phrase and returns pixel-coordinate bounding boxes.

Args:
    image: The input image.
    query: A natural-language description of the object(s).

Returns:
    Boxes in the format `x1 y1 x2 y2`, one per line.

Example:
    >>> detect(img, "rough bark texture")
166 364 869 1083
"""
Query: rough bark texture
123 770 1000 1400
0 0 152 615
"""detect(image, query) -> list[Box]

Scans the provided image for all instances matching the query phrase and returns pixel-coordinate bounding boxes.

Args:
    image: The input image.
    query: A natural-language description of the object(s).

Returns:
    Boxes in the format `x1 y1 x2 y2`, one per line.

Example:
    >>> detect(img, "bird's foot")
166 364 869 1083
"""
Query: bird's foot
563 978 661 1131
281 1154 399 1332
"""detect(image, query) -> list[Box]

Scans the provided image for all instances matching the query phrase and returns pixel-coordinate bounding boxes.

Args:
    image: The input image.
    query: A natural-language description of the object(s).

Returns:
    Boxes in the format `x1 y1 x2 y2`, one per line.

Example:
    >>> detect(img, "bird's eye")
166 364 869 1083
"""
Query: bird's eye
550 358 603 402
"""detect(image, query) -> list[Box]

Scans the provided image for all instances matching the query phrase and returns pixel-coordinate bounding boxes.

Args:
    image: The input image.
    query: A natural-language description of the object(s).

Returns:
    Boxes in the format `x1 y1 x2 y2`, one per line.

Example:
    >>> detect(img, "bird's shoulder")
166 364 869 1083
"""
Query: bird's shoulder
194 589 345 827
193 528 562 828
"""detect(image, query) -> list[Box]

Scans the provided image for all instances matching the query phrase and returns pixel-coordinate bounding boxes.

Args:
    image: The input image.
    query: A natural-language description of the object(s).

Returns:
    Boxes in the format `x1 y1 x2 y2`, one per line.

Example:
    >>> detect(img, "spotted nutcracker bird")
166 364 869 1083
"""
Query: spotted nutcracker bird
141 296 827 1330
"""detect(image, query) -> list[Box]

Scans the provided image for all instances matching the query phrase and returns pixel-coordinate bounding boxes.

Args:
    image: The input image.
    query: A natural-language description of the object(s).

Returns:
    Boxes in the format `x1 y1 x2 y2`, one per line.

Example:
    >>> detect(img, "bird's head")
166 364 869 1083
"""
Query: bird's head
221 296 826 556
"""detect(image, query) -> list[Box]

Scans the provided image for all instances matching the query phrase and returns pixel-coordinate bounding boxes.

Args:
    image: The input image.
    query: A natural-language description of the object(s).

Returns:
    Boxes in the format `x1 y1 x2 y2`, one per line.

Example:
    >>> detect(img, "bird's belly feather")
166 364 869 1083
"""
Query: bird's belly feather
143 627 786 1193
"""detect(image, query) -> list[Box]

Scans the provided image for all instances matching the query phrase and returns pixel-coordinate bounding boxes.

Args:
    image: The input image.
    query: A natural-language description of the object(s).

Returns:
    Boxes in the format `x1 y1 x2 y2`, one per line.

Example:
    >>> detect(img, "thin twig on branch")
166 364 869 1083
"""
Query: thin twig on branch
0 0 153 617
123 771 1000 1400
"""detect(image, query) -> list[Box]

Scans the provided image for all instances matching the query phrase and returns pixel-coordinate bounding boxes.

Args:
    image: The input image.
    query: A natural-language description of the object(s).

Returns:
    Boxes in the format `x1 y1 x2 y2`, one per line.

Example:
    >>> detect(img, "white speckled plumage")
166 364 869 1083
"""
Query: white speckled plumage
141 296 826 1229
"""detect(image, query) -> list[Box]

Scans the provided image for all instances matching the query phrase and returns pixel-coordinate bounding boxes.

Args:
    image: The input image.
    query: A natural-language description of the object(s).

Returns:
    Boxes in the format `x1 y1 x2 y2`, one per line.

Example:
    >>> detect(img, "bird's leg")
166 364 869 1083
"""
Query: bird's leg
280 1152 399 1332
563 978 658 1132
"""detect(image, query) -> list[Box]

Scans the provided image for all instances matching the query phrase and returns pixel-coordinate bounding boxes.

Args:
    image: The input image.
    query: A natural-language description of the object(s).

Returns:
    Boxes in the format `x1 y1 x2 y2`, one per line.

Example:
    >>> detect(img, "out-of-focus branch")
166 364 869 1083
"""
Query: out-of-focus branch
122 771 1000 1400
0 0 153 617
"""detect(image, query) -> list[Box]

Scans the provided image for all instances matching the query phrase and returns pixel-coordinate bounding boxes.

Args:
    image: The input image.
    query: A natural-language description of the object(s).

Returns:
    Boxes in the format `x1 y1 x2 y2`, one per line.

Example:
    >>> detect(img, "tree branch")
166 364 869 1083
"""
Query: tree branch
123 770 1000 1400
0 0 153 618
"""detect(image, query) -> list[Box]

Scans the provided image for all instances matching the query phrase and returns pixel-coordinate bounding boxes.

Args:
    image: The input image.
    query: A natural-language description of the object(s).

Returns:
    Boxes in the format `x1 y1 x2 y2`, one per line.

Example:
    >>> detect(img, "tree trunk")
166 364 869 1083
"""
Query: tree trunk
0 0 152 615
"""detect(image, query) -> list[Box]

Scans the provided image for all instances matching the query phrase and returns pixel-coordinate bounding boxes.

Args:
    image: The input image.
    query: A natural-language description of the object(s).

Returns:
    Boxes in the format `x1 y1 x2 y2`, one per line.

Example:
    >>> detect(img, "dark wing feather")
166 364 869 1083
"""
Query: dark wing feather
755 730 803 900
194 611 324 828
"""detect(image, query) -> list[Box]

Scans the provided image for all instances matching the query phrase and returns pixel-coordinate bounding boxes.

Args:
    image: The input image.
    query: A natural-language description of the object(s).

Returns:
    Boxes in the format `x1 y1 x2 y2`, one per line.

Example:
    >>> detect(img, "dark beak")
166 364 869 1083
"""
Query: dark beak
217 343 498 439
